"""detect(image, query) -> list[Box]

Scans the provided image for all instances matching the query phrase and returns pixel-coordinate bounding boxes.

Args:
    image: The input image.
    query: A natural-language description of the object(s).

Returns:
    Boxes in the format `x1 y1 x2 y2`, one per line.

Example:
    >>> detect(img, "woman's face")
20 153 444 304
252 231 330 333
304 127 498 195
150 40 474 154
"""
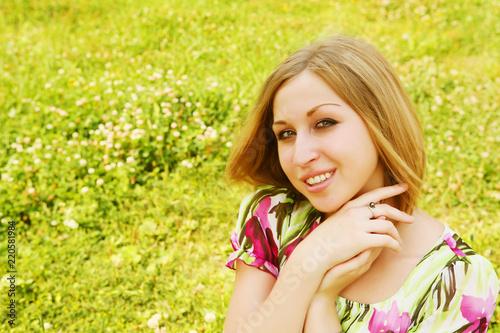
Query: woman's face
272 70 386 217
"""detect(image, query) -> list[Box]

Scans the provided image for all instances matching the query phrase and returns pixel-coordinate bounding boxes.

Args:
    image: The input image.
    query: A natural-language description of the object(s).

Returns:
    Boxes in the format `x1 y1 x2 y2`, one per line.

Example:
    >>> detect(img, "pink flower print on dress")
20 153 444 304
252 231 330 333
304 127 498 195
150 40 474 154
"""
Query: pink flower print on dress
253 196 272 230
443 232 467 257
368 300 410 333
283 220 319 258
459 288 497 333
242 198 280 276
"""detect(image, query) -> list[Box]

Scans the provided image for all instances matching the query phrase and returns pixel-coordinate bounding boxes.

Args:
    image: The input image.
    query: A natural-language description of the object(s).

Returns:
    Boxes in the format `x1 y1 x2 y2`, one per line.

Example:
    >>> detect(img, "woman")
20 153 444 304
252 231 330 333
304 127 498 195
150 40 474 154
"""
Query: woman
224 35 498 332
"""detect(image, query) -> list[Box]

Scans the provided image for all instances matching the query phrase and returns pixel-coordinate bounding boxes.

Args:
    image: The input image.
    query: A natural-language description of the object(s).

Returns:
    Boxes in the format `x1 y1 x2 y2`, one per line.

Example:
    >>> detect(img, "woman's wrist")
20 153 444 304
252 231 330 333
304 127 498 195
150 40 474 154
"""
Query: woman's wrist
304 295 342 333
293 235 340 276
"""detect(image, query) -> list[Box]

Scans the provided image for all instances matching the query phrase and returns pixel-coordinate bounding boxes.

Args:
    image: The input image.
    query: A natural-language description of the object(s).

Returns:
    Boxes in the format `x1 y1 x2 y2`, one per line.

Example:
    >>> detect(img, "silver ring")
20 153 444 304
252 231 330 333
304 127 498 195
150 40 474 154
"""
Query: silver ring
368 202 376 218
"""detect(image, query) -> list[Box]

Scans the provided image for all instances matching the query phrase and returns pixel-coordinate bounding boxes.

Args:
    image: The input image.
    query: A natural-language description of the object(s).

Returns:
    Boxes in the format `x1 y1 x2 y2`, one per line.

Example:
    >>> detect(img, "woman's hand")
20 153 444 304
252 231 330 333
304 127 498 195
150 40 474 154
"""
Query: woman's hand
315 238 383 299
296 184 415 277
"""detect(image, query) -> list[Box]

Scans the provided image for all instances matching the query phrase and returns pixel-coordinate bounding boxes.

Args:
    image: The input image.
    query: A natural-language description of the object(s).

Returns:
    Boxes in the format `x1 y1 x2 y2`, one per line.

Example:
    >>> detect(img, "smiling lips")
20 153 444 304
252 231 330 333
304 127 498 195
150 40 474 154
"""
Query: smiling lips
305 171 334 186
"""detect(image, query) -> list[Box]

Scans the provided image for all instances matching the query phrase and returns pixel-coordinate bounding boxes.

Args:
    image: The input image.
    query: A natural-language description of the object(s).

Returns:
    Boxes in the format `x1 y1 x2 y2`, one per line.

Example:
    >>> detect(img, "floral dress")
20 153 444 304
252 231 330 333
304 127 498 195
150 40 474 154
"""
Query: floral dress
226 186 499 332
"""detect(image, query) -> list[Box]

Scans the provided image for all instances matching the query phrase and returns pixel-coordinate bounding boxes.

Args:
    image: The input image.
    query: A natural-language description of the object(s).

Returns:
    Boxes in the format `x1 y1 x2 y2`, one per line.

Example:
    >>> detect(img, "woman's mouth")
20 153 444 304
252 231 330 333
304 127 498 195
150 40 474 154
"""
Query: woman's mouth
305 171 334 186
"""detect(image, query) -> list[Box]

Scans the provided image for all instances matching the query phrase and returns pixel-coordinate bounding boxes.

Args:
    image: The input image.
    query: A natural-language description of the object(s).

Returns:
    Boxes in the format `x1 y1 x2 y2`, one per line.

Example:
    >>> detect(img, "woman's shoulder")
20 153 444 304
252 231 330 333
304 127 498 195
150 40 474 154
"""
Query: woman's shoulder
240 185 295 207
419 225 498 291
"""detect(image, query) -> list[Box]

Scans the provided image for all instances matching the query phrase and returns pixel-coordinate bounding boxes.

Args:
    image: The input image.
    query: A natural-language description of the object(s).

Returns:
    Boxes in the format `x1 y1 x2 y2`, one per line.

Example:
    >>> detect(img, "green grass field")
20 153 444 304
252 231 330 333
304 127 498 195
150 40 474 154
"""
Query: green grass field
0 0 499 331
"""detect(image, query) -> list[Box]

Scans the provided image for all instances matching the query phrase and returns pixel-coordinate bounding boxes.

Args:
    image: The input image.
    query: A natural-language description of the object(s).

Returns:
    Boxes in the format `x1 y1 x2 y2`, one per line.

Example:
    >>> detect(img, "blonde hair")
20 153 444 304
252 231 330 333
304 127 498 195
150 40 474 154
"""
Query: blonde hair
226 35 426 214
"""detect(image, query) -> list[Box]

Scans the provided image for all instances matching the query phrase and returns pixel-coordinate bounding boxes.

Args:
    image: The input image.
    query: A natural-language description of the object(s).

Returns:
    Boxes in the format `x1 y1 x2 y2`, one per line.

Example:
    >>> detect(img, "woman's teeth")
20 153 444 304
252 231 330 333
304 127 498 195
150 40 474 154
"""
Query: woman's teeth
306 172 333 186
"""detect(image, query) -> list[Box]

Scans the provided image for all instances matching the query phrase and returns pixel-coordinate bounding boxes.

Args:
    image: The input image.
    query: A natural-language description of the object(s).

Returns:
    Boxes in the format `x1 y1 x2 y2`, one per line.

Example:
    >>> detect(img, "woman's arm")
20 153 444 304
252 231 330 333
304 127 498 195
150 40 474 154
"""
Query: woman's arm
303 249 381 332
224 249 327 333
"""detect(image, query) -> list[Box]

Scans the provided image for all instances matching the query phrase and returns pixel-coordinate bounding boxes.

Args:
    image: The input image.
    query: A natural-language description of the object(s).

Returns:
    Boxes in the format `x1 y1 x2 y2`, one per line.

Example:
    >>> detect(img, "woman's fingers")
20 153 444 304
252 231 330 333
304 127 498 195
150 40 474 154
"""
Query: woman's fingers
366 203 415 223
347 183 409 209
367 233 403 253
366 219 403 244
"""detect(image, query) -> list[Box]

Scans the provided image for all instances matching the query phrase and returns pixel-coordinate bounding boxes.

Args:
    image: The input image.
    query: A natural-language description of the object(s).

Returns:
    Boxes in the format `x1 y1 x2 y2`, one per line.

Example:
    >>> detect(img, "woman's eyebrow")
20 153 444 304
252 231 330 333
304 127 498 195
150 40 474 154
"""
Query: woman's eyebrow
306 103 341 117
273 103 341 126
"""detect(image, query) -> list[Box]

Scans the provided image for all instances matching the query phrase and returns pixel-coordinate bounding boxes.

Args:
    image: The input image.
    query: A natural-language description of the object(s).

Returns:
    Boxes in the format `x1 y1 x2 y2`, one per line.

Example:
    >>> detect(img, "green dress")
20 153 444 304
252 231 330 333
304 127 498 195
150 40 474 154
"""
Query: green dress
226 186 499 332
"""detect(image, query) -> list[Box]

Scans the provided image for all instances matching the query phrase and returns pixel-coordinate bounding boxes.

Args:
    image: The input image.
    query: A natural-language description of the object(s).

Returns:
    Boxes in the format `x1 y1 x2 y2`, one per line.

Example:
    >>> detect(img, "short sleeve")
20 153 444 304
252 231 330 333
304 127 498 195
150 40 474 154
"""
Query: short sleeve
409 254 499 332
225 187 291 278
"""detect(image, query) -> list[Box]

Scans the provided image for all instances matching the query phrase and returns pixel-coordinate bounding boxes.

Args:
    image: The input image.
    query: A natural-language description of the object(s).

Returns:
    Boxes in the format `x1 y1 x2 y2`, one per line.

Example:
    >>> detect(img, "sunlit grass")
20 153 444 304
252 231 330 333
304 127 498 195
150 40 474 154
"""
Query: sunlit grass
0 0 499 331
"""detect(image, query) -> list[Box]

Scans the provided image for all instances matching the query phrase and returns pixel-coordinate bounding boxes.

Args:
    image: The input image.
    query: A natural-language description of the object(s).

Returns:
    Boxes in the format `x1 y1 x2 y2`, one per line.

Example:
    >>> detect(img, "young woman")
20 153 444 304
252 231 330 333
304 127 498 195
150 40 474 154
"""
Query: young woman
224 35 498 332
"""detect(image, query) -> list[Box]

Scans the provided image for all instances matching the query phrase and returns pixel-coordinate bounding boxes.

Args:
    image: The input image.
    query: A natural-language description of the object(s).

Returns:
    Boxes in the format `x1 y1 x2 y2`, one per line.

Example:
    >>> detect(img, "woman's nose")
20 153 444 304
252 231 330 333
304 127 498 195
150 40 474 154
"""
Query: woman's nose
293 134 319 166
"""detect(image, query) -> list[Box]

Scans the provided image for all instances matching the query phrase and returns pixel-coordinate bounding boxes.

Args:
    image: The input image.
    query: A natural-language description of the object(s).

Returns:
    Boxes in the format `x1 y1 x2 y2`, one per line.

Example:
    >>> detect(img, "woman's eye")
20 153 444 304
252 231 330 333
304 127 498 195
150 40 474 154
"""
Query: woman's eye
315 118 337 129
277 130 295 140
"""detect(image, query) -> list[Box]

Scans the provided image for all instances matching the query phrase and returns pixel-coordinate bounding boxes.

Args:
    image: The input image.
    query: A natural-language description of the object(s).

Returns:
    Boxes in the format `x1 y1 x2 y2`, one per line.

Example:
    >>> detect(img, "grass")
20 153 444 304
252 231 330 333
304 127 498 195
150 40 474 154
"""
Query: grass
0 0 499 331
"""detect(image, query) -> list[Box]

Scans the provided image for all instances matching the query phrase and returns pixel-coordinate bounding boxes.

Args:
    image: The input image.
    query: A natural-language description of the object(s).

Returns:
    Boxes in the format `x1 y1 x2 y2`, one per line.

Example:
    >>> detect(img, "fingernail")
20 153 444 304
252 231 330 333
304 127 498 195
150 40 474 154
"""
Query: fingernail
399 183 409 189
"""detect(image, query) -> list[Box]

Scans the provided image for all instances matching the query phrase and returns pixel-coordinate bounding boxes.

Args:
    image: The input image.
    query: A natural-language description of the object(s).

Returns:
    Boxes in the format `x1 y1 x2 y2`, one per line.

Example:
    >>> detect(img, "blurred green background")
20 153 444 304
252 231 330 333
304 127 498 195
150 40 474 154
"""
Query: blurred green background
0 0 499 331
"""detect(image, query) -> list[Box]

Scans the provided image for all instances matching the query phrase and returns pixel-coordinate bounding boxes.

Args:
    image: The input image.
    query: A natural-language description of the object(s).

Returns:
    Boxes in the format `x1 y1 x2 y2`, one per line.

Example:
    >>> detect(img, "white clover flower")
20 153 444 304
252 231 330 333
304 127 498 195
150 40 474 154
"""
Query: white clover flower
45 153 52 159
76 98 87 106
170 122 178 129
130 129 145 140
88 168 95 174
110 254 123 268
173 131 180 138
44 322 51 329
226 142 233 148
63 219 78 229
34 158 42 164
204 312 216 323
57 109 68 117
28 188 36 194
147 314 161 328
126 157 134 164
1 174 8 181
96 178 104 186
79 159 87 166
81 186 89 194
51 220 58 226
